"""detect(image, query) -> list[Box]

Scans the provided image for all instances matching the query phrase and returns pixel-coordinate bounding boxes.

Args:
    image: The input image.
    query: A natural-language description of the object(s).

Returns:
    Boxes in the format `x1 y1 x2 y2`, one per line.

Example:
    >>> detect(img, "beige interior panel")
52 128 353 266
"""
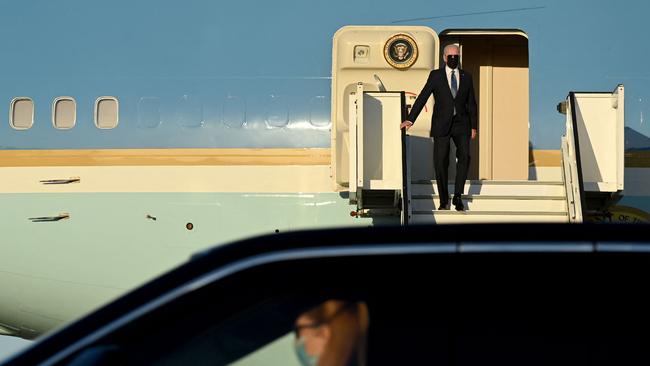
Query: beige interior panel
491 44 529 180
10 98 35 130
95 97 119 129
53 98 76 129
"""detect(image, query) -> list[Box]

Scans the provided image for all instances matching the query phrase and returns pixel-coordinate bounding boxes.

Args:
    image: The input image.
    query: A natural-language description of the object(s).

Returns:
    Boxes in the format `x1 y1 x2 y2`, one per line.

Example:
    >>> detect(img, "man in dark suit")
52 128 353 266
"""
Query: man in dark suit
401 44 477 211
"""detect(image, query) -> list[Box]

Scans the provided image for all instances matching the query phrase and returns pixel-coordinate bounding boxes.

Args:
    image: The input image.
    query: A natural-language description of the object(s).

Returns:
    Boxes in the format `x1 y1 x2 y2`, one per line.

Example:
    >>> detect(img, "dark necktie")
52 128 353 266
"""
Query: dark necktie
451 70 457 116
451 70 458 98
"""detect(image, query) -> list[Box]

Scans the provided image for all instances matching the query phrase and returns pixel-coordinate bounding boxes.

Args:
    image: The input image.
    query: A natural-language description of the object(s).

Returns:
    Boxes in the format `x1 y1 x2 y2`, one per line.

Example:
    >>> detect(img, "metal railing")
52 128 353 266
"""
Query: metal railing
560 93 585 222
400 92 411 226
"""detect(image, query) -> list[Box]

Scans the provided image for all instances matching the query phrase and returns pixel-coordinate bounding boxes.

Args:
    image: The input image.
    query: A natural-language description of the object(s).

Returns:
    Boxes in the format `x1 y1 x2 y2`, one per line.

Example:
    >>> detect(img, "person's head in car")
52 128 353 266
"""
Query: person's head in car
294 300 369 366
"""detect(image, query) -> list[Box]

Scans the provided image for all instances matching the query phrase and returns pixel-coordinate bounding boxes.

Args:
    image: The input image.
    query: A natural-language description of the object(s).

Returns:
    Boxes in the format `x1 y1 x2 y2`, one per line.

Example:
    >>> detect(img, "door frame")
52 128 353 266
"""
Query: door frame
439 29 529 180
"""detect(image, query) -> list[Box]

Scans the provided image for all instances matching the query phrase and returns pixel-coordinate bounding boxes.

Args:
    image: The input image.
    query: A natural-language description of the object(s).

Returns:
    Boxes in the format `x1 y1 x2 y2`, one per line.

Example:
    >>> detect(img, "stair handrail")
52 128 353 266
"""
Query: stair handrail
561 93 586 222
400 91 411 225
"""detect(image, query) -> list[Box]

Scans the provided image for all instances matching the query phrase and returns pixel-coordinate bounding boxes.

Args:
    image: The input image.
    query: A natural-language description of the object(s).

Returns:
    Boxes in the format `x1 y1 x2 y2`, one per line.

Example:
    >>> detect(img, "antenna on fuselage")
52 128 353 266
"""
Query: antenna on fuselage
373 74 387 92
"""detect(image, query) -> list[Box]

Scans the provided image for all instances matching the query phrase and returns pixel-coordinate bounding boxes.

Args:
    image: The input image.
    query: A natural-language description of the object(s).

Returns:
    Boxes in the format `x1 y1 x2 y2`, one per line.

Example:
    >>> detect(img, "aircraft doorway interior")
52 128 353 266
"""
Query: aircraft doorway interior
440 30 529 181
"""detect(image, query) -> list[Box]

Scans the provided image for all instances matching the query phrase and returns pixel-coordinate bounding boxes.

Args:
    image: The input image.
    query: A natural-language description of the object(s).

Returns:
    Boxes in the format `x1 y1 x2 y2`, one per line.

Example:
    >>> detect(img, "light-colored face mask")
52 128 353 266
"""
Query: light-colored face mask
294 337 319 366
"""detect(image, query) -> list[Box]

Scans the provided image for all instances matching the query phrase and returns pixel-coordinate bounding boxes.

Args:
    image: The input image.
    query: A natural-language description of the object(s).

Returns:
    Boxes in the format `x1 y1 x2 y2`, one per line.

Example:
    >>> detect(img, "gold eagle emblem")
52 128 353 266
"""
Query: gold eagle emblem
384 34 418 70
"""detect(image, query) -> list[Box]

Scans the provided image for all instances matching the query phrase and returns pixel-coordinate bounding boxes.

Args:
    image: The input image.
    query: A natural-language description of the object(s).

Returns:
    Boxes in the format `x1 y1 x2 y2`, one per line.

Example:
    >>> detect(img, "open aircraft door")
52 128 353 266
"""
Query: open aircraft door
331 26 440 223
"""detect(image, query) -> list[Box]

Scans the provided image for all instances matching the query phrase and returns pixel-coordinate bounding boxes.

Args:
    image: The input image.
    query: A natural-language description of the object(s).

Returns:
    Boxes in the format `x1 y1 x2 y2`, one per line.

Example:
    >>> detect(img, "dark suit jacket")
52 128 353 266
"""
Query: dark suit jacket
407 67 478 137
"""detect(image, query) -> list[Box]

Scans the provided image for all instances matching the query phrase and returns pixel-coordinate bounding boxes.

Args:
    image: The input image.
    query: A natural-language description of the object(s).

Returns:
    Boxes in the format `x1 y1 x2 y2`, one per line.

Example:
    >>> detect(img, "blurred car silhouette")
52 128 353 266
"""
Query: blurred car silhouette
4 223 650 366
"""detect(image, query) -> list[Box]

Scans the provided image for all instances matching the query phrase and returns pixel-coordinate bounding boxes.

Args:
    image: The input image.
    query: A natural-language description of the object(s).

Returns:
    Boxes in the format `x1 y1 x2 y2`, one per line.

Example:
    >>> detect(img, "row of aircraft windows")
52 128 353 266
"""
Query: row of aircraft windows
10 96 332 130
10 97 119 130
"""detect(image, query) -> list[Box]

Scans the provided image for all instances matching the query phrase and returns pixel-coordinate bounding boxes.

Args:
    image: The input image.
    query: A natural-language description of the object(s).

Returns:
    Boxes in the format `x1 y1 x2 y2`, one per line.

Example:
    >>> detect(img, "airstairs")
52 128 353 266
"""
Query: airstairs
409 180 570 224
344 84 625 225
331 27 624 225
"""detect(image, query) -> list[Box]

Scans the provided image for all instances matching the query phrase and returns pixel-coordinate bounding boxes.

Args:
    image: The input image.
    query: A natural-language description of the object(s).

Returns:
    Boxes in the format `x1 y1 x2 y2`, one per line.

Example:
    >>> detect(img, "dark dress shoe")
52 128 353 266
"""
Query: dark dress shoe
438 200 450 210
452 195 465 211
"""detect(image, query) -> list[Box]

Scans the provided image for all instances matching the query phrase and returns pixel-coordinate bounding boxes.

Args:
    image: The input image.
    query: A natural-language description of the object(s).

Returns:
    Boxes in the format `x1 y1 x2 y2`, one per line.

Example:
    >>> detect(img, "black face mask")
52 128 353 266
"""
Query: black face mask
446 55 459 69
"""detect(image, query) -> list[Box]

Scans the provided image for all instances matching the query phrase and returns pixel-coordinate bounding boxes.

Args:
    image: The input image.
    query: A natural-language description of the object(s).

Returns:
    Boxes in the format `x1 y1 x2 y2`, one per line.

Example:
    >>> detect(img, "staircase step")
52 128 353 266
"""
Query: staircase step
411 211 569 224
412 180 564 185
411 181 566 197
411 197 567 212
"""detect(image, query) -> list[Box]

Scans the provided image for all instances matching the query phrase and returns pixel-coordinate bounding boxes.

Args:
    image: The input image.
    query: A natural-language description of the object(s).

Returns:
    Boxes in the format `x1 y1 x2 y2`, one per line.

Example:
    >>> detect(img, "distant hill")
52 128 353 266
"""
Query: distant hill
625 127 650 150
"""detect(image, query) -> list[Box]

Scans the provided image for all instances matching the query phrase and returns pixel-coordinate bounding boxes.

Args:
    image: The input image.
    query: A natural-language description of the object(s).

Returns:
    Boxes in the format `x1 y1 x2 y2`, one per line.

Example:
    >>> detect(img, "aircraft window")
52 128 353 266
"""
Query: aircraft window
309 96 330 128
264 94 288 128
137 97 161 128
223 95 246 128
52 97 76 129
94 97 119 129
9 97 34 130
175 94 204 128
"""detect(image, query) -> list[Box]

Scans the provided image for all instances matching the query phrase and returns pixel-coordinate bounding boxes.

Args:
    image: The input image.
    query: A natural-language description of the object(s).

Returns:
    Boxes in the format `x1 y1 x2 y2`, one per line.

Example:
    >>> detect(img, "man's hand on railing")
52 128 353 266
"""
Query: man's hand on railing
471 128 477 140
400 120 413 130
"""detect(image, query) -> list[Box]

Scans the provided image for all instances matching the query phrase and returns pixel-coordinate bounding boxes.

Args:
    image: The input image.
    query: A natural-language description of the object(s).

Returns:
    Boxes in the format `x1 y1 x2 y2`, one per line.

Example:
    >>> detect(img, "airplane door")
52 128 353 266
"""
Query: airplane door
440 30 529 181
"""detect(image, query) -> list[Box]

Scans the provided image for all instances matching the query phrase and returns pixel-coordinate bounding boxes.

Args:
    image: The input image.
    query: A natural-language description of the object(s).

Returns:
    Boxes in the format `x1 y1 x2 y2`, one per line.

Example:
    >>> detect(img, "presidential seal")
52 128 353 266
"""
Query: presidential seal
384 34 418 70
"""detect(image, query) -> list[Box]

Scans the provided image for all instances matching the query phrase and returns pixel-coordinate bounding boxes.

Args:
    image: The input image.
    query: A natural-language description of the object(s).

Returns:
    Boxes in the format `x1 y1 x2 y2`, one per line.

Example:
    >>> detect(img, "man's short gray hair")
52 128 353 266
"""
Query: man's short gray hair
443 44 459 56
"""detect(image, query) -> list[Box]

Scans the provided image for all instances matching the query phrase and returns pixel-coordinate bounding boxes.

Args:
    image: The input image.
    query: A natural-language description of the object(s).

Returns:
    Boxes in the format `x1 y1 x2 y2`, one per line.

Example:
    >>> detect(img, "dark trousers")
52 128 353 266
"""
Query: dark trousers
433 120 471 203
